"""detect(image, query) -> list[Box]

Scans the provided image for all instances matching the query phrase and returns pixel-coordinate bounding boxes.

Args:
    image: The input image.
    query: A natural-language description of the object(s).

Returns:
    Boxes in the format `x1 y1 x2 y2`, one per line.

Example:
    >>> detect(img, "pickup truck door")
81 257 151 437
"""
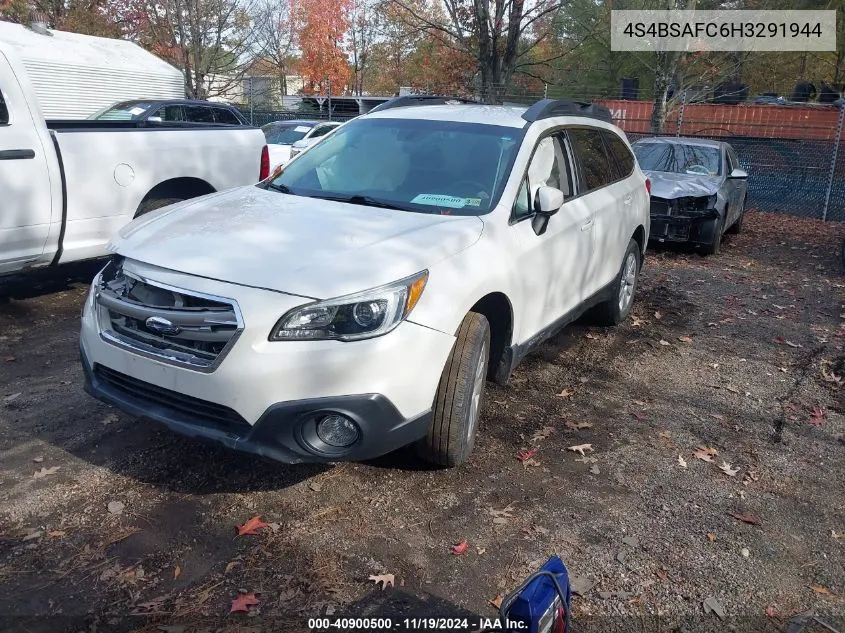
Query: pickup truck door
0 51 55 273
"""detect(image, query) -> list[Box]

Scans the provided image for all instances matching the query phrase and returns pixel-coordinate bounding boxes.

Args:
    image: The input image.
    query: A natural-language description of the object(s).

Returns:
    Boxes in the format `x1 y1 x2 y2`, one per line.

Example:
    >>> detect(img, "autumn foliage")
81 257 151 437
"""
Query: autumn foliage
297 0 352 95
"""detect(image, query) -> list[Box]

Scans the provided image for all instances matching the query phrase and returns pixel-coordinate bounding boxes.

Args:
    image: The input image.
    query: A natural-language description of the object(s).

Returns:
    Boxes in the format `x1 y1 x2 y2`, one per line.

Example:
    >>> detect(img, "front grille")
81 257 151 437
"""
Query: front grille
650 198 671 216
94 364 251 435
95 259 242 371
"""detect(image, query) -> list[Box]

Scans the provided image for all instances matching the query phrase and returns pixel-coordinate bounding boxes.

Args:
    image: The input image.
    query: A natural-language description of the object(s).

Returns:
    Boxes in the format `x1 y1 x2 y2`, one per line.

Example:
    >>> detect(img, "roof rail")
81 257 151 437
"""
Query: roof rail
522 99 612 124
368 94 480 114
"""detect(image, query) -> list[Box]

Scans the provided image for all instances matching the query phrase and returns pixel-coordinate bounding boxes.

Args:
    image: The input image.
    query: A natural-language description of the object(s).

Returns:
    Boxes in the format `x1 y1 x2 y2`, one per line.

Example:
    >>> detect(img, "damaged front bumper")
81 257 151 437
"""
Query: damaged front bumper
649 196 720 246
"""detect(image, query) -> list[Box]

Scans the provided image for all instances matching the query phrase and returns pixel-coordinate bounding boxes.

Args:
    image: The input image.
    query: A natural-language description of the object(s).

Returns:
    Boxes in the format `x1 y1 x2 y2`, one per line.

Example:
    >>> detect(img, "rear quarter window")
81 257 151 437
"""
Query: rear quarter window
568 128 615 192
213 108 241 125
0 87 8 125
601 130 635 180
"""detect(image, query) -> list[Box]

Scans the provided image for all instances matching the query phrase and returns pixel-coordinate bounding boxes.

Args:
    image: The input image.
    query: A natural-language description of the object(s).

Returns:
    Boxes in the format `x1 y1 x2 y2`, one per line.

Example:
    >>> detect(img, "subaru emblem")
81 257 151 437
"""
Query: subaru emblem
145 316 181 336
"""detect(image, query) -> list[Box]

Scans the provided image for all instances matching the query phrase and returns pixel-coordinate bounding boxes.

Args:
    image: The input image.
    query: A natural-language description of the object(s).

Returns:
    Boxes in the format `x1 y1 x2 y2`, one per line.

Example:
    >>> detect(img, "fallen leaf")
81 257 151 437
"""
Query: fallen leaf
489 595 503 609
530 426 555 443
742 470 760 486
810 585 832 596
655 569 668 582
710 413 725 421
567 444 593 457
451 540 469 555
368 573 395 590
230 593 259 613
659 339 671 346
785 340 802 348
678 335 693 343
765 605 778 617
707 532 716 542
33 466 60 479
677 455 687 468
564 420 592 430
557 388 574 399
32 457 43 463
630 411 647 421
107 501 125 515
3 392 21 404
236 516 269 536
490 505 515 524
174 565 181 579
22 529 43 542
47 530 66 538
659 430 672 439
654 311 663 319
309 482 323 492
476 547 486 555
832 530 844 540
4 356 14 362
730 512 760 526
809 407 827 426
569 576 596 596
776 336 785 344
589 464 600 475
585 333 598 340
719 461 739 477
224 560 241 573
516 449 537 462
703 596 726 619
693 448 716 462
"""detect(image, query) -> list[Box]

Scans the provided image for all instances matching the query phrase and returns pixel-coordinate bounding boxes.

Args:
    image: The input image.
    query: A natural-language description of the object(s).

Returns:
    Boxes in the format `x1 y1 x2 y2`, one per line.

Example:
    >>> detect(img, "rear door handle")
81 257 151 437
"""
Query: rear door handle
0 149 35 160
580 218 594 232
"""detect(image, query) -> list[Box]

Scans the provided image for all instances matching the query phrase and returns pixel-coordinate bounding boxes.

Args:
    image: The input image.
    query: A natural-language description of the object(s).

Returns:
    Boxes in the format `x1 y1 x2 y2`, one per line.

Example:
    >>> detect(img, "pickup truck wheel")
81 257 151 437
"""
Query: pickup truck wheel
136 197 185 217
416 312 490 467
591 239 640 326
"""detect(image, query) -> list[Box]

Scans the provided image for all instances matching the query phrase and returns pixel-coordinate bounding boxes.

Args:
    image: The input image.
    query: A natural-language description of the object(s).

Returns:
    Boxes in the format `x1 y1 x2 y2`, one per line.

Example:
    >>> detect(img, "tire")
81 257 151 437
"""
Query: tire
135 197 185 217
416 312 490 467
726 198 746 235
592 239 640 326
701 214 724 255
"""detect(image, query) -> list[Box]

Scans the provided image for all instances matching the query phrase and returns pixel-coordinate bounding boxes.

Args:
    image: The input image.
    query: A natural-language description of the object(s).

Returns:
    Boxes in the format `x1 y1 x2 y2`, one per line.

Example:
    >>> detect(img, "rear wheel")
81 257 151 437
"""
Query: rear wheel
416 312 490 467
135 197 185 217
592 239 640 326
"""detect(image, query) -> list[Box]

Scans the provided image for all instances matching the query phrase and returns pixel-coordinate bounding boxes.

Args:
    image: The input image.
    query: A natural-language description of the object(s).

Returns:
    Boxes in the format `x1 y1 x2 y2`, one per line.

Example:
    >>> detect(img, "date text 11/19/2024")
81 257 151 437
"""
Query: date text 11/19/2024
308 617 528 631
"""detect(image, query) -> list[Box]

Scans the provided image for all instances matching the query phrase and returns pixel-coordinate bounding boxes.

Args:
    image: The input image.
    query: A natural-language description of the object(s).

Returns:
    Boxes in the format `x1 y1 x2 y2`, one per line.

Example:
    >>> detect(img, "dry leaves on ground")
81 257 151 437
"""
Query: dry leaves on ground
33 466 60 479
567 444 593 457
230 593 259 613
719 461 739 477
730 512 761 526
516 449 537 462
451 540 469 556
490 505 515 525
236 516 269 536
564 420 592 430
677 455 687 468
694 447 718 462
368 574 395 590
557 388 574 399
809 406 827 426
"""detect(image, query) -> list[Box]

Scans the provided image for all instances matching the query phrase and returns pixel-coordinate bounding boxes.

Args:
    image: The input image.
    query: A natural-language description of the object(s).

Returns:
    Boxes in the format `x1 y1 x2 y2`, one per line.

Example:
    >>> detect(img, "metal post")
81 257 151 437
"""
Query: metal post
544 83 548 100
248 78 254 126
822 104 845 222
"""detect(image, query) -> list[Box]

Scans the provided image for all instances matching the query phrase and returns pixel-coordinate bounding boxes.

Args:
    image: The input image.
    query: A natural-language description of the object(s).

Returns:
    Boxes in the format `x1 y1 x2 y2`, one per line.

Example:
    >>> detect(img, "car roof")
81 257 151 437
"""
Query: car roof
263 120 322 127
115 99 236 108
633 136 725 149
364 104 530 129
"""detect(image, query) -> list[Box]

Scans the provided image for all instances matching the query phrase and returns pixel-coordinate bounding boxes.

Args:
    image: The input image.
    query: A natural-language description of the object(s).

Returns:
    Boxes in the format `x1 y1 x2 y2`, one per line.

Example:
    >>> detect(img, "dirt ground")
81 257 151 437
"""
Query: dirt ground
0 211 843 633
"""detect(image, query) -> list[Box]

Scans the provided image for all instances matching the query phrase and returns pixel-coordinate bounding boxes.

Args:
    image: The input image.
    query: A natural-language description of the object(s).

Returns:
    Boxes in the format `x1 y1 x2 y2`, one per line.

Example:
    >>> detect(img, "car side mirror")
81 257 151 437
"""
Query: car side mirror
532 186 564 236
729 167 748 179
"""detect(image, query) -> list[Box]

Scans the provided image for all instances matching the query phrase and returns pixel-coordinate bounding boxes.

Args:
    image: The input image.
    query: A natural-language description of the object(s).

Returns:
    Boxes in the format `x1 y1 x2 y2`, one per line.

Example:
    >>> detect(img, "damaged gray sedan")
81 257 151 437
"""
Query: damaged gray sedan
632 137 748 255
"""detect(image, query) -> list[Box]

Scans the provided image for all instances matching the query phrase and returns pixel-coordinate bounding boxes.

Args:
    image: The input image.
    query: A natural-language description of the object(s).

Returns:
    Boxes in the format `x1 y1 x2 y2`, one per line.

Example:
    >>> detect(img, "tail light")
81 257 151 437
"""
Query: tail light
259 145 270 181
645 178 651 195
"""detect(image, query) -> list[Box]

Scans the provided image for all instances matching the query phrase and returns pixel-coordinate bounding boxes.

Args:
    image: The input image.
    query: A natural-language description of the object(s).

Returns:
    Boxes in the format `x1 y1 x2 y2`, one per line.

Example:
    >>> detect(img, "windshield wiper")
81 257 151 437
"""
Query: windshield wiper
309 193 413 212
265 182 293 194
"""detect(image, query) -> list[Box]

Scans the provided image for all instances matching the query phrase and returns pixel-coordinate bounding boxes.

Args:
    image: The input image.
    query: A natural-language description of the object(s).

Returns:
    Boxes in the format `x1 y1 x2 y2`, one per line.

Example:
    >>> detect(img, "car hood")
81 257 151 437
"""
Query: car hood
112 186 484 298
644 171 723 199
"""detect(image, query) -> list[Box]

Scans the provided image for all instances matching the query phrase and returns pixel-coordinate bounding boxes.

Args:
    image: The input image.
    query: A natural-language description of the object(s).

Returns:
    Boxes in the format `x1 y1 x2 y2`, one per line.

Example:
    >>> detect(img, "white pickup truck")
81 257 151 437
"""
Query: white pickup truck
0 44 269 276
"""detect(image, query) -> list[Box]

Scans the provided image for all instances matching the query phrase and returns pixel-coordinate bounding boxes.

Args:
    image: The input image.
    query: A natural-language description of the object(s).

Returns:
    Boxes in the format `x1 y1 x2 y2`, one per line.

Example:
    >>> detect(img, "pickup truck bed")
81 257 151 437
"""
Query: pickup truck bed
0 45 268 276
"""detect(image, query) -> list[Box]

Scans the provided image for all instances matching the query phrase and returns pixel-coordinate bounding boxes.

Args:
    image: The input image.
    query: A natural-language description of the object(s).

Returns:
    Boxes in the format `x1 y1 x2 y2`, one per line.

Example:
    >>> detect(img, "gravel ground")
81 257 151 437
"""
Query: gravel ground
0 211 843 633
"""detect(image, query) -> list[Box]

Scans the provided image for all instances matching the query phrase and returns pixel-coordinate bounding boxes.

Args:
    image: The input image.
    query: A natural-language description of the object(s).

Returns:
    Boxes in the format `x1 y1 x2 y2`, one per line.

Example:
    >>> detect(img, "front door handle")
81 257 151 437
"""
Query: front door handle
0 149 35 160
580 218 594 232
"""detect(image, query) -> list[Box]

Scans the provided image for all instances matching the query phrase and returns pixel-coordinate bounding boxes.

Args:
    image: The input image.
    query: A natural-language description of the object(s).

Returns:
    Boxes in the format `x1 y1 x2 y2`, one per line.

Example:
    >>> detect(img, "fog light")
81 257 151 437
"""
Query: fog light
316 414 359 447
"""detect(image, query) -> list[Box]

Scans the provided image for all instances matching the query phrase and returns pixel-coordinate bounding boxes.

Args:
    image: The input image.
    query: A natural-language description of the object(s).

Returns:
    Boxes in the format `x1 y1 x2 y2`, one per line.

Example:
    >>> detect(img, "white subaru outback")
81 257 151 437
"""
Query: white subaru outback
80 96 650 467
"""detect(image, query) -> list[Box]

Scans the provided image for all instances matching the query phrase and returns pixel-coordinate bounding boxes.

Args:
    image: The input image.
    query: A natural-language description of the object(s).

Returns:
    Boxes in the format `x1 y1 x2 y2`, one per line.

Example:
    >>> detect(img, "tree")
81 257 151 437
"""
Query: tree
253 0 298 96
1 0 122 37
386 0 572 102
348 0 378 94
133 0 258 99
297 0 351 94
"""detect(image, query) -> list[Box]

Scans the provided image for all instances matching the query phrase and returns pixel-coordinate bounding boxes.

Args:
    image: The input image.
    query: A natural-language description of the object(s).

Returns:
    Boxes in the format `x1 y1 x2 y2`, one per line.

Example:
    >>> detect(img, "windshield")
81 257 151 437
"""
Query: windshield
90 102 153 121
634 142 722 176
262 123 314 145
265 117 522 215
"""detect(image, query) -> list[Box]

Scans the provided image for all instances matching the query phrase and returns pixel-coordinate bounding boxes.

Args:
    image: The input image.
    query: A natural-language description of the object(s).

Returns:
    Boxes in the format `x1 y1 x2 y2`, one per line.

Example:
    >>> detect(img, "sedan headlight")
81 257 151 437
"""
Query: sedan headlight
270 271 428 341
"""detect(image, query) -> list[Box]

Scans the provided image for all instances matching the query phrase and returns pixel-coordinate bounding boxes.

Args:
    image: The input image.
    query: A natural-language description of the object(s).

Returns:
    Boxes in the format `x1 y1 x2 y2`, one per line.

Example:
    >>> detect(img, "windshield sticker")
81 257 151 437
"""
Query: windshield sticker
411 194 478 209
129 107 146 115
294 126 311 133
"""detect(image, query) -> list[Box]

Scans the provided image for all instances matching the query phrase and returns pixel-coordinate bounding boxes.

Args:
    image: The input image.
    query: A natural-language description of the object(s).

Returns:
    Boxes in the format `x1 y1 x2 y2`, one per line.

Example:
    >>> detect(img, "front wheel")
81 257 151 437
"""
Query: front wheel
592 239 640 326
701 214 724 255
416 312 490 467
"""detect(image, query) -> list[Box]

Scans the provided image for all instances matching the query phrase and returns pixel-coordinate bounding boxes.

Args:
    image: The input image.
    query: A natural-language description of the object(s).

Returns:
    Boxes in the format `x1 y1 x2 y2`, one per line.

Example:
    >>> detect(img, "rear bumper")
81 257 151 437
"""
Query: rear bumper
81 345 431 464
649 212 720 246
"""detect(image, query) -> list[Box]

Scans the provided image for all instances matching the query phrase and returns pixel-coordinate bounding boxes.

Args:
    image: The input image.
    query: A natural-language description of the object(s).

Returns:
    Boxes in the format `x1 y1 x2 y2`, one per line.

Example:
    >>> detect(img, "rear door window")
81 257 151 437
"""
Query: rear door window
213 108 241 125
0 86 8 125
568 128 615 192
309 124 334 139
601 130 635 180
184 106 215 123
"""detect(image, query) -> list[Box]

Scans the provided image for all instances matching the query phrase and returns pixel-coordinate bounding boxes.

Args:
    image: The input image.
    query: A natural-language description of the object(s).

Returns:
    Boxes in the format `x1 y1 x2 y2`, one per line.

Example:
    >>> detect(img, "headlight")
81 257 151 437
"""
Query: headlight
269 271 428 341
